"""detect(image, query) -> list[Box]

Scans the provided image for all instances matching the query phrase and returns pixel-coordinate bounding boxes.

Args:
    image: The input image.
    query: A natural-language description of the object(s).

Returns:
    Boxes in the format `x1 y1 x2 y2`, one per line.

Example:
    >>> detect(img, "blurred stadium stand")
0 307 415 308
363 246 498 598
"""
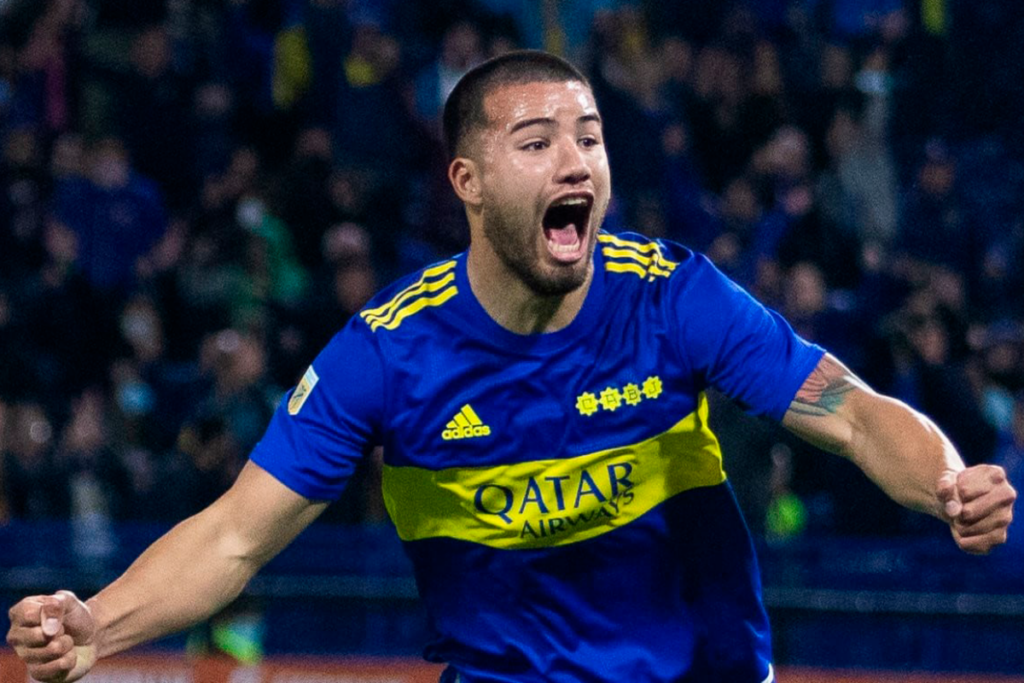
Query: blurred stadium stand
2 521 1023 674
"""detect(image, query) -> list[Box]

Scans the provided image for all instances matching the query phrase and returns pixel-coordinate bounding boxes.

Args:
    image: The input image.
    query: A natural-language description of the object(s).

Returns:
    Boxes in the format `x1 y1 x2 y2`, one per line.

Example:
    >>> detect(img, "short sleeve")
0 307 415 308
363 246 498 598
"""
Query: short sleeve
673 255 824 420
249 316 385 500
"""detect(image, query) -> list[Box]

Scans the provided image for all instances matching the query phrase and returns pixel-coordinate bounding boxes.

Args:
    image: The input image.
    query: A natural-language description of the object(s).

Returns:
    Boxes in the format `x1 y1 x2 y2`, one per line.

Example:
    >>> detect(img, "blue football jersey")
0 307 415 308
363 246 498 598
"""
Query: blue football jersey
251 232 824 682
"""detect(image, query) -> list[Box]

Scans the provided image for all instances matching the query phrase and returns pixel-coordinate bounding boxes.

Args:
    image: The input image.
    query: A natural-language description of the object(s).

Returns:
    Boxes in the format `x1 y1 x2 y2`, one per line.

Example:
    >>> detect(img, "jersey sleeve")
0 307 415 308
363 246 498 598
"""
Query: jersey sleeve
249 316 384 500
672 254 825 421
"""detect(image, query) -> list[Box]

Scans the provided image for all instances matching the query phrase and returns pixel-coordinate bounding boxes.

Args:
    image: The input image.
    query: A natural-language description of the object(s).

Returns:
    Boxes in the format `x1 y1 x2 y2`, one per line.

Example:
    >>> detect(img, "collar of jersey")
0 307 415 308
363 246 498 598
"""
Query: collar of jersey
453 246 607 356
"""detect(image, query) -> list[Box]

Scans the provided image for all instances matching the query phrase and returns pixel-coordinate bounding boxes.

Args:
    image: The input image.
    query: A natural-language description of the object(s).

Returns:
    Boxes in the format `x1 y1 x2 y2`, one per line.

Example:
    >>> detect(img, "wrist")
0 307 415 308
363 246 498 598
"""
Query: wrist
82 596 109 659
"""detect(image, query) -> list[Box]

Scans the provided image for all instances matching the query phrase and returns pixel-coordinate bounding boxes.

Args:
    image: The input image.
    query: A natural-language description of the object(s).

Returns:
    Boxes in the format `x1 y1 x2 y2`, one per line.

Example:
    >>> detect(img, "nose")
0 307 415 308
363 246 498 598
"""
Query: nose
555 137 591 185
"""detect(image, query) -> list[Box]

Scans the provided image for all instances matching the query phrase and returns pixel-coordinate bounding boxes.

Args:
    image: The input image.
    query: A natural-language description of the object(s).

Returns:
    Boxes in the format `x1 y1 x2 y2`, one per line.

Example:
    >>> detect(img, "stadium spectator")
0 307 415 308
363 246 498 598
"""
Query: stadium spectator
195 328 275 455
50 136 168 298
1 402 65 520
0 126 48 279
270 127 336 269
896 139 978 278
115 25 196 211
413 21 485 132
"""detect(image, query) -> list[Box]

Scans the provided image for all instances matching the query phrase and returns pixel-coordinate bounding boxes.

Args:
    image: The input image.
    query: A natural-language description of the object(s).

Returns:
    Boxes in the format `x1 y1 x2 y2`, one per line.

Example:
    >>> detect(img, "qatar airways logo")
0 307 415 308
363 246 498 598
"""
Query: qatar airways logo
473 461 636 540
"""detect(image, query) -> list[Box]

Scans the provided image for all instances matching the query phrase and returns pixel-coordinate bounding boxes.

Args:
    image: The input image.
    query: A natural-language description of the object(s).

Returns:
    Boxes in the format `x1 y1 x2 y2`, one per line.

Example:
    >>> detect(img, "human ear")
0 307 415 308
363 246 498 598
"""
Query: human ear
448 157 482 207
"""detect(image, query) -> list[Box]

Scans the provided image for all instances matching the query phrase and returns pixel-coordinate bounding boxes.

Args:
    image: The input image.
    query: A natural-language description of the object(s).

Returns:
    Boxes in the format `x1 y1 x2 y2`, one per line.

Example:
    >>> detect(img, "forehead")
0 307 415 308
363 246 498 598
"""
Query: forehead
482 80 599 133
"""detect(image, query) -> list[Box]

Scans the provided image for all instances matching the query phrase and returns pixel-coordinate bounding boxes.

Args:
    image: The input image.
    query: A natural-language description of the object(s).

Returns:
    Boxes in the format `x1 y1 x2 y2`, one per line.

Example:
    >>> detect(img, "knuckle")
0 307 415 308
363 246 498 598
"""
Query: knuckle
961 538 989 555
28 663 58 682
47 636 72 656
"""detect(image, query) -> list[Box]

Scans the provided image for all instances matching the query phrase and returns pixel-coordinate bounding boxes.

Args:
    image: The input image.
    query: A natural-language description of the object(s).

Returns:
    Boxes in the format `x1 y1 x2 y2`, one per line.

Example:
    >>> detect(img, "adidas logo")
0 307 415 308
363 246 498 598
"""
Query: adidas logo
442 404 492 440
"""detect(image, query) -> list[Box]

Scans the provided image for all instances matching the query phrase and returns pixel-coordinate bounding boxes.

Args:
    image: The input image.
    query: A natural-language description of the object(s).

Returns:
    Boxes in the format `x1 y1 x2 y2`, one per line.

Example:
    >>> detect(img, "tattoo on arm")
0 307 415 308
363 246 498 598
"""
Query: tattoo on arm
788 355 862 417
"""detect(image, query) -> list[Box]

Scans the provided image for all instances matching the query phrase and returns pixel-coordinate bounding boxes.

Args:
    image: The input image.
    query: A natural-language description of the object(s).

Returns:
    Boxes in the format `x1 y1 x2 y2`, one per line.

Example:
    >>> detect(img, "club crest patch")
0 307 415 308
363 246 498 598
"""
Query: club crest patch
288 365 320 415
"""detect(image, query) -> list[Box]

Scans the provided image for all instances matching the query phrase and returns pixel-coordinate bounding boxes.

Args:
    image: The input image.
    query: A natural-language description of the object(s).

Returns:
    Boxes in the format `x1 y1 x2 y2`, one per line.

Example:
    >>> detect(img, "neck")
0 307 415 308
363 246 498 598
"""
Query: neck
466 245 593 335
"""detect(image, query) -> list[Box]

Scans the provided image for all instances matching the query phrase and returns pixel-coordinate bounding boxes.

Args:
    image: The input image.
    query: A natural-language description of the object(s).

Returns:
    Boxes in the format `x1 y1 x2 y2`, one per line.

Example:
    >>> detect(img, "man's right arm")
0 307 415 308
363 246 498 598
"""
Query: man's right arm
7 460 327 682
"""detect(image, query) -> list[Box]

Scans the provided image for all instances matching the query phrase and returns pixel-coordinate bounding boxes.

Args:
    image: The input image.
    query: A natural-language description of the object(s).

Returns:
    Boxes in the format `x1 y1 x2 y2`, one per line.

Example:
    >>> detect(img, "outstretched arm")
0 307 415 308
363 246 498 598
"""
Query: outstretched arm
782 353 1016 554
7 461 327 682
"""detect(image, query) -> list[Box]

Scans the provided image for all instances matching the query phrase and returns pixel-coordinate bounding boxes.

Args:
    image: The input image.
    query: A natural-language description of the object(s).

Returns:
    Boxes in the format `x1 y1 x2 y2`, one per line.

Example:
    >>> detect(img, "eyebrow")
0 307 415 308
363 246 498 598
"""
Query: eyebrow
508 113 602 135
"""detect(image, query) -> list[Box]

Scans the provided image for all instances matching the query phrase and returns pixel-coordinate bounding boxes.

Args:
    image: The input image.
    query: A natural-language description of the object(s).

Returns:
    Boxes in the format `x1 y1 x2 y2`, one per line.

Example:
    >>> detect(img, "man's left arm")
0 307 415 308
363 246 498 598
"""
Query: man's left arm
782 353 1016 554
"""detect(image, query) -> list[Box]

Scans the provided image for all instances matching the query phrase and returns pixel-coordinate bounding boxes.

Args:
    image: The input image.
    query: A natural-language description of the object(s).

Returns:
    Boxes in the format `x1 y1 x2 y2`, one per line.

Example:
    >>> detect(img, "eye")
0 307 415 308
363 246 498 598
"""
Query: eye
579 136 600 148
521 140 548 152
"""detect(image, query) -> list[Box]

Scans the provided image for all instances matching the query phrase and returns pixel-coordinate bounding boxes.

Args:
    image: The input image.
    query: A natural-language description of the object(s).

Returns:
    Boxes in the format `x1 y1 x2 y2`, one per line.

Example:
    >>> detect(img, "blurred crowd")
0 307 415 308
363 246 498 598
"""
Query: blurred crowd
1 0 1023 549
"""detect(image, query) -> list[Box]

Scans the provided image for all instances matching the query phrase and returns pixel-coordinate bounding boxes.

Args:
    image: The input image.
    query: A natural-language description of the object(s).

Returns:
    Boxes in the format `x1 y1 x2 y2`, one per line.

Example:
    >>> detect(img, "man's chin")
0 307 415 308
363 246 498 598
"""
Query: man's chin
521 260 591 297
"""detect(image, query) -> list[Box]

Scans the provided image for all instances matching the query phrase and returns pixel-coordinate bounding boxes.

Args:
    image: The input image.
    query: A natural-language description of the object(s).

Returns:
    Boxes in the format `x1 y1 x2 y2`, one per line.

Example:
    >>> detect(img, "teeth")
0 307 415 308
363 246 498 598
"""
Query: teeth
549 236 582 253
552 197 589 207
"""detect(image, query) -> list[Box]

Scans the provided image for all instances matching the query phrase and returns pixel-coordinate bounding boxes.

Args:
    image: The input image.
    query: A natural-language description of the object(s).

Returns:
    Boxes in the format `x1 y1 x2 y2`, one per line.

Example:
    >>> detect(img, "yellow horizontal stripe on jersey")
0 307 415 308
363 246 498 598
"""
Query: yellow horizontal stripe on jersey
598 233 662 253
382 393 725 550
370 286 459 331
604 261 649 279
600 246 676 269
361 261 456 321
601 246 654 263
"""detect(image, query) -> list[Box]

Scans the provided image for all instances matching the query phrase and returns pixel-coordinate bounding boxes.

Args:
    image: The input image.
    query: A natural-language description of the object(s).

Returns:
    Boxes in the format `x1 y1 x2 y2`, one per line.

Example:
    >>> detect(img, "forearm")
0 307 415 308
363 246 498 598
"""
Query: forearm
783 354 964 518
838 393 964 517
82 462 325 660
86 507 261 658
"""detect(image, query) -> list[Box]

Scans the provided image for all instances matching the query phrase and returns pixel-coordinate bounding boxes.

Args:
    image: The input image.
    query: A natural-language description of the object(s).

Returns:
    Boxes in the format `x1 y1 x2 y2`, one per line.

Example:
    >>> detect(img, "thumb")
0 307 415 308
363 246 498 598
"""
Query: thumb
936 470 962 519
53 590 95 643
39 594 67 637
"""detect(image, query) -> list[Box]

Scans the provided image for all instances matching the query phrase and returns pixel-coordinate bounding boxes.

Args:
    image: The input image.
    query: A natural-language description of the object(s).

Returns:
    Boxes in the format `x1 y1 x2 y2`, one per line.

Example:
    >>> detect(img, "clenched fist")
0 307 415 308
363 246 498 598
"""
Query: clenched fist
6 591 98 682
937 465 1017 555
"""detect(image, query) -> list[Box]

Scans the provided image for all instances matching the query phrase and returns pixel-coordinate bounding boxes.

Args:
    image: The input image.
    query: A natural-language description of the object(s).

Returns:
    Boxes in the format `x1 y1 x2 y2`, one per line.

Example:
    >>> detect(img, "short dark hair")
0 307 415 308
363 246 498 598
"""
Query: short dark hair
442 50 590 159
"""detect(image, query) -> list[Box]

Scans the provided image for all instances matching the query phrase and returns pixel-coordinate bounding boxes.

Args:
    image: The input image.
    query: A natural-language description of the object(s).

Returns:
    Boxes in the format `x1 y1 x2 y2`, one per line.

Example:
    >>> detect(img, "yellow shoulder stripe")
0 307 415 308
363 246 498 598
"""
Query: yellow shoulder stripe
382 393 725 550
365 286 458 332
598 233 667 254
599 234 677 280
362 260 456 319
360 261 458 331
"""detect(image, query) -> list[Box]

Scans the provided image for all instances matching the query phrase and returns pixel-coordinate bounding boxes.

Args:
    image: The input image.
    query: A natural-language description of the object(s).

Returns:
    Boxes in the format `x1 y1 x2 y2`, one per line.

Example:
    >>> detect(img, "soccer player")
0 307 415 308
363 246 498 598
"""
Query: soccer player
6 51 1017 683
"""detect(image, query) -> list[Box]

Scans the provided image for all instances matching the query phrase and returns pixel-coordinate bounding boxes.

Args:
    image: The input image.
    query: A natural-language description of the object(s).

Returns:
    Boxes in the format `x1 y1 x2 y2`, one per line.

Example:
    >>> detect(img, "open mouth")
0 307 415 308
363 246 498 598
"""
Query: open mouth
542 194 593 261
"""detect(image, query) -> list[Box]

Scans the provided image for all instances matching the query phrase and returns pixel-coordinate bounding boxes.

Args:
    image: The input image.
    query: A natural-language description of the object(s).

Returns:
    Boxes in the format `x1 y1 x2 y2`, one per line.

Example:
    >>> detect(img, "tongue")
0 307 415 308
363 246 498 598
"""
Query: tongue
547 224 578 245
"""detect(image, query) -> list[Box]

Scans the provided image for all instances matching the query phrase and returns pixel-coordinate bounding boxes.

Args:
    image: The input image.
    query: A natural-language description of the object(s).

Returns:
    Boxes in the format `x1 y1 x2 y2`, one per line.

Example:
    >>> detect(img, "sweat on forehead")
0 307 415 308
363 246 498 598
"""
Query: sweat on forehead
442 50 591 159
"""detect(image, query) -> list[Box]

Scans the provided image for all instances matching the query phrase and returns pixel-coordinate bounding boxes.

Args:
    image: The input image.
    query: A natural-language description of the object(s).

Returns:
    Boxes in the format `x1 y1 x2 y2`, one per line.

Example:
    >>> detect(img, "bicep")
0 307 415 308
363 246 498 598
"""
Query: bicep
782 353 873 455
206 460 328 567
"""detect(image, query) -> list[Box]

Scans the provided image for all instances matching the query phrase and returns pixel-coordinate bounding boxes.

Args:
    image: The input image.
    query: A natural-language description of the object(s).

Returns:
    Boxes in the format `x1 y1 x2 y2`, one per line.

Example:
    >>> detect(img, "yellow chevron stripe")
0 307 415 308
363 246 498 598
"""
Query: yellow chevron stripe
361 261 456 320
446 420 458 429
603 251 674 277
370 287 459 331
454 413 472 429
598 233 662 253
605 262 674 279
604 262 649 279
602 246 675 269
